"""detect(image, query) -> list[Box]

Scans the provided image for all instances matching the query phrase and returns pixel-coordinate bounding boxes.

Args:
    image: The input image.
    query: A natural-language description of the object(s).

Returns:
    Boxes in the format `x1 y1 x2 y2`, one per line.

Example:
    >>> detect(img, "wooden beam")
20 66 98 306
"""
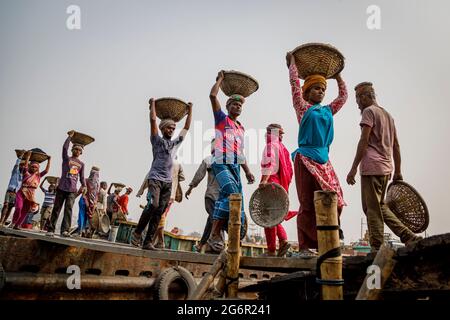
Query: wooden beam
314 191 343 300
225 193 242 298
191 251 226 300
356 244 396 300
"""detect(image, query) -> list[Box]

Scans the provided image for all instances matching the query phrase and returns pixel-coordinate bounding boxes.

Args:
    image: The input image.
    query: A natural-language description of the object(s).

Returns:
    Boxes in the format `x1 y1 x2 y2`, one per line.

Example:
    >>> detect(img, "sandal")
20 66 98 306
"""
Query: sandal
205 239 224 254
277 242 291 257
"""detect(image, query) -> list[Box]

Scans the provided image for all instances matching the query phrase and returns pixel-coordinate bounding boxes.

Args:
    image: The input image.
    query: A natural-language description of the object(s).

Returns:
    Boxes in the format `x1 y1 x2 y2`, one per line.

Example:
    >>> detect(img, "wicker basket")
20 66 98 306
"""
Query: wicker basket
15 149 26 159
220 71 259 98
46 176 58 185
29 148 49 163
68 131 95 146
386 181 429 234
249 183 289 228
291 43 345 79
99 214 111 234
112 183 126 189
154 98 188 122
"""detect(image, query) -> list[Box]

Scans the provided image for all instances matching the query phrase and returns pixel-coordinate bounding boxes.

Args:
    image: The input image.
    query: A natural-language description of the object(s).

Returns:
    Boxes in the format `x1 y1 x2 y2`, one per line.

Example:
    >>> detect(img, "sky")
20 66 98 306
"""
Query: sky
1 0 449 244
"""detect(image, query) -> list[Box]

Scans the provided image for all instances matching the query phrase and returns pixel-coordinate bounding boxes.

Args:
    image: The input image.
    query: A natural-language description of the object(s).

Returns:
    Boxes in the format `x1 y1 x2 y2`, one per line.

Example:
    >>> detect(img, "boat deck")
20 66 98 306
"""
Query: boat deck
0 227 316 273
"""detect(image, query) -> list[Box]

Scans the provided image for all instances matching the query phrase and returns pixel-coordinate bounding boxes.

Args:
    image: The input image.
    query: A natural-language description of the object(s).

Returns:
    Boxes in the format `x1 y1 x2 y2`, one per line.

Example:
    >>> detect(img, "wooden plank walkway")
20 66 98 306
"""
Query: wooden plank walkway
0 227 316 272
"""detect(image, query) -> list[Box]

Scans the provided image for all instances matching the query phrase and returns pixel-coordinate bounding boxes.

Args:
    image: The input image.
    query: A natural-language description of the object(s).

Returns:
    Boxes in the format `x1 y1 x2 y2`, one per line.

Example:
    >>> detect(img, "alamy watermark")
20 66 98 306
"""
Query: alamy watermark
367 5 381 30
66 265 81 289
365 265 381 290
66 5 81 30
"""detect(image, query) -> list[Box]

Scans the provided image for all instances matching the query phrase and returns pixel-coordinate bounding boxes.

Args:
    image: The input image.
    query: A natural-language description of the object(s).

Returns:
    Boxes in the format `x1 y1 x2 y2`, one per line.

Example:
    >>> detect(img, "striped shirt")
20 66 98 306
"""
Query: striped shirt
43 190 56 207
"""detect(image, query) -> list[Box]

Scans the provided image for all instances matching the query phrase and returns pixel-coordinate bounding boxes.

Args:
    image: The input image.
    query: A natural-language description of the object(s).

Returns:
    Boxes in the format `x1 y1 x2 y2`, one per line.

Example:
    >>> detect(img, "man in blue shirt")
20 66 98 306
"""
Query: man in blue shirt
130 98 192 250
0 157 25 226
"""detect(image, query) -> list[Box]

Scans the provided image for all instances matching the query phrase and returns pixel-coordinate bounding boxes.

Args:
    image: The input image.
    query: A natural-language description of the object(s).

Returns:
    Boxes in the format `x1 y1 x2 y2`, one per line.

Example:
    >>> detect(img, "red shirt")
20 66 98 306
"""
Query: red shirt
118 194 129 214
213 109 245 164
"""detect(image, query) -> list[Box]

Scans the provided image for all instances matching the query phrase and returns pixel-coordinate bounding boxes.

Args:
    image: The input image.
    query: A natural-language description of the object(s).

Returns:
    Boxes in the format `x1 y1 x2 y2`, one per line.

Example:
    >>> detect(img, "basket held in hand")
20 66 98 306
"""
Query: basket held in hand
249 183 289 228
386 180 429 234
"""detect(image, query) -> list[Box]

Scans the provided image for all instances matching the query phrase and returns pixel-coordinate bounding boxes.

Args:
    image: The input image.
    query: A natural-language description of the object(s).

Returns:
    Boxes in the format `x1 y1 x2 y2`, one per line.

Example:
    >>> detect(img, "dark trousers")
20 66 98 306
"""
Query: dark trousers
48 189 76 234
135 179 172 245
361 175 415 249
200 197 215 245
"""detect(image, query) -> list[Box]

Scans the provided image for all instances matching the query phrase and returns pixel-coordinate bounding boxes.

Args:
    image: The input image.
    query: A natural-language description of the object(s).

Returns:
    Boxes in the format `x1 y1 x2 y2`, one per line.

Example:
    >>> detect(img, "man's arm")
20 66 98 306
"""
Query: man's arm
392 129 403 181
210 71 224 113
149 98 158 137
39 177 47 193
80 163 86 186
185 161 208 199
183 103 193 131
241 162 255 184
346 125 371 185
64 131 74 161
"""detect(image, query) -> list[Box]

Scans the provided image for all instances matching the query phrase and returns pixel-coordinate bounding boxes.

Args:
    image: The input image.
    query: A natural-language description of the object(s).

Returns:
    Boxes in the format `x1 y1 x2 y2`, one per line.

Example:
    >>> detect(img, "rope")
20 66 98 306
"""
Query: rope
317 225 340 231
315 247 344 286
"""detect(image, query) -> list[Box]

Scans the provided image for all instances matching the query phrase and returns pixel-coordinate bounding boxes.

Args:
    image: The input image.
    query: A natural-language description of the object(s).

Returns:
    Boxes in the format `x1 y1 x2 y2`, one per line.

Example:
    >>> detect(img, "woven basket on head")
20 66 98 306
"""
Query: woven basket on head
291 43 345 79
154 98 188 122
220 71 259 98
46 176 58 185
68 131 95 146
15 149 26 159
249 183 289 228
30 148 49 163
112 183 126 190
386 181 429 234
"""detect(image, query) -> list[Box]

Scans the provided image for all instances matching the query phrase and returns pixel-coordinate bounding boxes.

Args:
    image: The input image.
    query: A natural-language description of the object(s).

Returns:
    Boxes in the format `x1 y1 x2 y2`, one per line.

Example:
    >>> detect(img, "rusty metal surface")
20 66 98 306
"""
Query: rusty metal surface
5 273 155 291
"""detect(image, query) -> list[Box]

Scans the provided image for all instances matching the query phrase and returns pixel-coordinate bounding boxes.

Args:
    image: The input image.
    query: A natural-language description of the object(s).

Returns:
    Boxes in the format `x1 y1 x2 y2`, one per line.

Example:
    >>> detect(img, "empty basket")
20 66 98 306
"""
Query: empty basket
249 183 289 228
386 180 429 234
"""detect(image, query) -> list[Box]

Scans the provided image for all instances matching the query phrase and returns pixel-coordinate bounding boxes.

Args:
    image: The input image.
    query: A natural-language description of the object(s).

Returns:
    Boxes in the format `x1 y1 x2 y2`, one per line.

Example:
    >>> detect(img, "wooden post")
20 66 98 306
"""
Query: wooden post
225 193 242 298
356 245 396 300
191 251 227 300
314 191 343 300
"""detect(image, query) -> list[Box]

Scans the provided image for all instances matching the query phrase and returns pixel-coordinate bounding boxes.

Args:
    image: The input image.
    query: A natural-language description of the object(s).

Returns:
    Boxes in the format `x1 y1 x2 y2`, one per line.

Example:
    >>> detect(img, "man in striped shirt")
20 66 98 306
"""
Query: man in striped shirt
39 177 57 231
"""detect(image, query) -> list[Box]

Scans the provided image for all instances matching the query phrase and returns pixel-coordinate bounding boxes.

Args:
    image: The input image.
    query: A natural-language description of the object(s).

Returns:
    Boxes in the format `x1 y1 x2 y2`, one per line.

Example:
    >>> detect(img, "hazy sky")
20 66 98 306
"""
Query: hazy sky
1 0 449 244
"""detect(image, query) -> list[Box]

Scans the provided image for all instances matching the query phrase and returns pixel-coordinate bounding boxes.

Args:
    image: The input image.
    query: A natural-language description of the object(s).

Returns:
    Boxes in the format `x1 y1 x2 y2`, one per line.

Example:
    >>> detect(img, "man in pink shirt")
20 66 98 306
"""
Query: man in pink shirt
347 82 421 251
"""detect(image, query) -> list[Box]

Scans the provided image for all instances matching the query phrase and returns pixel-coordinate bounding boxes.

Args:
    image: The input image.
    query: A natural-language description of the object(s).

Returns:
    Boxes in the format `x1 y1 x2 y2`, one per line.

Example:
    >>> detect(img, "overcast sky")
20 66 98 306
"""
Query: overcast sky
1 0 449 244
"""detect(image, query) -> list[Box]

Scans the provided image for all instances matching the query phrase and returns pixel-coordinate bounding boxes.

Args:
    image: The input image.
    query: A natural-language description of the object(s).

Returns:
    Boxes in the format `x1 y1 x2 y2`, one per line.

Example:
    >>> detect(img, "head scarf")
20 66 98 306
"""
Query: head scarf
30 162 40 171
266 123 284 136
159 119 176 131
226 94 245 107
302 75 327 93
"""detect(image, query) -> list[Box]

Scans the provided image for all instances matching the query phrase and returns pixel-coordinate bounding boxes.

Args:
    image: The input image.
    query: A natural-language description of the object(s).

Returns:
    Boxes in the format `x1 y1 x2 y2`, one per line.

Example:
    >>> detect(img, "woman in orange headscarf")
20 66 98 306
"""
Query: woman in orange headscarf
286 52 348 256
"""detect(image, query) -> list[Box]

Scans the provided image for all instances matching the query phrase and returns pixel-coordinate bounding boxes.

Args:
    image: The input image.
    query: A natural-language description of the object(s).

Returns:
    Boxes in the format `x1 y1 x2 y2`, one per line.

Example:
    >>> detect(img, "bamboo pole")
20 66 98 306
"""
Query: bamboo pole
314 191 343 300
225 193 242 298
191 251 227 300
356 245 396 300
